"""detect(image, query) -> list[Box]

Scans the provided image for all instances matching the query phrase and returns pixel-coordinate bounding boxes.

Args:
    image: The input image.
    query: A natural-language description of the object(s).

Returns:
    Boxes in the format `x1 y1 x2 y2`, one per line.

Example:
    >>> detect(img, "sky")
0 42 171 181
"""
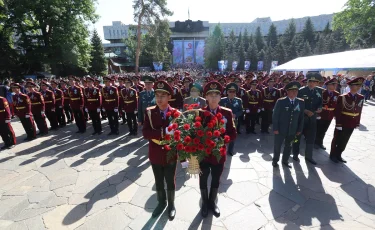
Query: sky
93 0 348 42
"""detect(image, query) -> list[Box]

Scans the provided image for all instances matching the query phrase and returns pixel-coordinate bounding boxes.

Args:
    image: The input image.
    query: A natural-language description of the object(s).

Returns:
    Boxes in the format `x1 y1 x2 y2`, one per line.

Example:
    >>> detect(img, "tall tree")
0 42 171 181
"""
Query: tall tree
89 29 107 75
255 26 265 51
333 0 375 48
225 30 238 70
243 29 250 52
204 24 225 69
133 0 173 74
314 34 326 55
237 41 246 70
300 41 312 57
246 41 258 71
302 17 316 47
323 22 331 35
264 46 274 71
324 34 336 53
267 23 278 49
274 41 286 65
287 37 299 61
283 19 296 48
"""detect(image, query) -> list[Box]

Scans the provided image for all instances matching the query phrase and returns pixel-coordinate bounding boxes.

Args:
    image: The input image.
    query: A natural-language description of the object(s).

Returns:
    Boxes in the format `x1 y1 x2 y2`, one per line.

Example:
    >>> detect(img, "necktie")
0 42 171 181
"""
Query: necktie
161 111 165 120
291 100 294 106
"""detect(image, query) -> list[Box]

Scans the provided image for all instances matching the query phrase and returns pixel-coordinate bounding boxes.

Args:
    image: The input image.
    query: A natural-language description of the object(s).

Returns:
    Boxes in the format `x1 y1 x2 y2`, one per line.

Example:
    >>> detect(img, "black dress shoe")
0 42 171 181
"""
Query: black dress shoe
320 145 326 150
306 158 317 165
92 132 97 135
330 156 339 163
97 131 103 135
115 131 119 135
108 132 113 136
228 152 234 156
314 144 320 149
251 131 257 134
282 161 292 168
337 158 347 163
237 131 242 134
76 131 82 134
1 146 7 150
272 162 279 167
293 156 300 162
7 145 15 149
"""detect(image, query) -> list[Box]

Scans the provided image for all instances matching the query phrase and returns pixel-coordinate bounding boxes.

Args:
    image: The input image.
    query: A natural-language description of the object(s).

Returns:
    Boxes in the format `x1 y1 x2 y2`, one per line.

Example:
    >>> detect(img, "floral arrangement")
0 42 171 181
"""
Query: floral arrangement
162 104 231 163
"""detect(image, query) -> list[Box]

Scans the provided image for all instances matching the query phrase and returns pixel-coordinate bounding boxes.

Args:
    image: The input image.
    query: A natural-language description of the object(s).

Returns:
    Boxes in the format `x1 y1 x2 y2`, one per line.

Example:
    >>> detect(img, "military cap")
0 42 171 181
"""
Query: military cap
68 75 76 81
184 72 190 76
218 78 226 85
347 77 365 86
302 78 308 83
50 80 59 85
26 82 37 87
203 81 223 95
142 75 155 83
229 74 236 80
324 78 338 85
296 75 304 81
183 77 193 83
266 77 276 84
85 77 94 82
285 81 301 91
245 73 255 80
123 77 133 84
60 80 68 84
10 83 21 88
283 77 291 84
250 80 258 85
233 78 242 84
306 72 322 82
226 83 239 93
132 75 140 80
25 78 33 82
166 76 174 82
154 81 173 94
40 82 50 87
103 76 112 82
201 78 209 83
189 83 203 93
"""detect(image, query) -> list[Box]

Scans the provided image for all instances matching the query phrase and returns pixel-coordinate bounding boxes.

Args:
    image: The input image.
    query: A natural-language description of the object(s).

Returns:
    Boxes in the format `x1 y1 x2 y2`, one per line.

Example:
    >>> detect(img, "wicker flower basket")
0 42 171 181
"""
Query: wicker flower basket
187 156 201 175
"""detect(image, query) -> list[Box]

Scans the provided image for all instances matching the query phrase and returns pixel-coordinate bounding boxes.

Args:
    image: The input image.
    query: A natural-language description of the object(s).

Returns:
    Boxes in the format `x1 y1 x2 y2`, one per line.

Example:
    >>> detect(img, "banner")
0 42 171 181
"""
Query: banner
195 40 205 64
232 61 238 71
271 61 278 70
244 61 250 71
257 61 264 71
224 60 228 70
218 60 225 71
184 40 194 63
153 62 163 71
173 41 183 64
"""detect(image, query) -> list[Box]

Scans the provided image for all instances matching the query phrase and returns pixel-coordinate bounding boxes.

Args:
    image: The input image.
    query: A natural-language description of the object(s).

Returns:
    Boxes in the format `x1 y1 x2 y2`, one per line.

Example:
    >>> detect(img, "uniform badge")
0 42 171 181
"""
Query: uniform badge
110 90 113 95
272 91 276 97
74 89 77 94
285 107 289 111
233 101 239 107
316 91 321 98
241 90 244 97
130 91 134 97
294 104 300 111
93 89 97 95
358 99 364 107
222 116 228 127
333 96 337 101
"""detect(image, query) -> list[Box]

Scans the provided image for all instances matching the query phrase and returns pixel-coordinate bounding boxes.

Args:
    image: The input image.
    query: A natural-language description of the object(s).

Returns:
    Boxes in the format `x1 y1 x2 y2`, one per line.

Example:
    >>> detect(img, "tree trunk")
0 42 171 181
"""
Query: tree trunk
135 17 142 74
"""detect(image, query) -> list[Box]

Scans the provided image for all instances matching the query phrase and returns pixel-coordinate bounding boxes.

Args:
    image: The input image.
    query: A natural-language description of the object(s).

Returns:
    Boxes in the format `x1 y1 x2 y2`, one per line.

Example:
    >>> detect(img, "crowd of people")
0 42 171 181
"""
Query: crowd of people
0 70 372 221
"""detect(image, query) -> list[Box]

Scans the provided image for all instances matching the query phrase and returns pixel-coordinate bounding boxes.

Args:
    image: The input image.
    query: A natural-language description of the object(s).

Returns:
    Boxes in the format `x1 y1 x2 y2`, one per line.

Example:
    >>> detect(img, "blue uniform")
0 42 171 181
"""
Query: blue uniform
138 90 155 123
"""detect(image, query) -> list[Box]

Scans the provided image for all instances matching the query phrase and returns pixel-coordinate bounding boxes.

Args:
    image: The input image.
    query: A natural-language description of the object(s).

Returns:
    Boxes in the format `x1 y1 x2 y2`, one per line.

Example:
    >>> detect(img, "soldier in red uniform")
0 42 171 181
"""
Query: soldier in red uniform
102 76 119 135
117 77 127 125
41 82 59 130
60 80 74 124
51 80 66 128
242 74 255 90
120 77 139 136
260 78 280 133
233 77 247 134
279 77 292 97
181 77 192 99
132 76 145 92
166 76 183 110
11 83 37 141
245 80 262 134
0 96 16 149
330 77 365 163
68 76 86 133
315 78 340 150
84 77 102 135
142 80 179 220
26 82 48 136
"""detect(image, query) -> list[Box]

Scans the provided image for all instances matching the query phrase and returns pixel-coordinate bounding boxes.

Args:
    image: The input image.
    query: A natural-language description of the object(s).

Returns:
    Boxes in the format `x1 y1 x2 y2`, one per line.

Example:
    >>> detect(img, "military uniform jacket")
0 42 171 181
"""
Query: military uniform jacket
41 90 56 111
181 87 190 99
120 87 138 113
183 97 206 111
242 83 252 91
12 93 32 117
84 87 102 110
53 88 64 108
279 88 287 98
272 97 305 136
142 105 178 165
132 84 144 93
262 87 280 110
219 97 244 118
275 83 284 89
61 87 70 106
335 93 364 129
102 86 119 110
320 90 340 121
246 89 262 114
298 86 323 116
28 92 45 114
236 87 249 107
68 86 84 109
0 97 11 122
138 90 155 122
169 86 183 110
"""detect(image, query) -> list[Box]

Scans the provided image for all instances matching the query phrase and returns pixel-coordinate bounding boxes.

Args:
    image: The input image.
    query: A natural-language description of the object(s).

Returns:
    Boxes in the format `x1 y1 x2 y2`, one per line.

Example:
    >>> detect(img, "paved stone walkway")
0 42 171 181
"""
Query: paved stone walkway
1 101 375 230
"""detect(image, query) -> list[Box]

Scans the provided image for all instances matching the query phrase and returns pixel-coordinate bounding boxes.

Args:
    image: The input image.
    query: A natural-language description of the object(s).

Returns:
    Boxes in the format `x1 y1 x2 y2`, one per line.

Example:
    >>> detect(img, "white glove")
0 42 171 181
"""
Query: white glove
134 110 138 114
336 127 343 131
114 108 118 113
41 111 45 115
25 115 30 118
245 109 250 113
5 120 11 124
316 116 321 120
257 109 261 113
51 108 55 112
122 110 125 113
165 126 175 135
181 161 189 169
102 108 106 112
261 108 265 111
59 106 62 109
85 108 88 113
97 108 100 113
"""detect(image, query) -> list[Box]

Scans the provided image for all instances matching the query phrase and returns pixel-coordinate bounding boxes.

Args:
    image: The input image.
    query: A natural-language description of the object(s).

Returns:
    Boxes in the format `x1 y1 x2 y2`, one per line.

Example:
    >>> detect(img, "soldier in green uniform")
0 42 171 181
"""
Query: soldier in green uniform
138 76 156 125
220 83 243 156
272 82 305 168
292 73 323 165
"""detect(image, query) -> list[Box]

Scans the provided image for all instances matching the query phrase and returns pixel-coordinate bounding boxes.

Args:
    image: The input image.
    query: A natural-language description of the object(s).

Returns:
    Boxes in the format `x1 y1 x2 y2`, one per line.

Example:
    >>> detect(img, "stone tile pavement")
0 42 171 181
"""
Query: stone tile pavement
1 101 375 229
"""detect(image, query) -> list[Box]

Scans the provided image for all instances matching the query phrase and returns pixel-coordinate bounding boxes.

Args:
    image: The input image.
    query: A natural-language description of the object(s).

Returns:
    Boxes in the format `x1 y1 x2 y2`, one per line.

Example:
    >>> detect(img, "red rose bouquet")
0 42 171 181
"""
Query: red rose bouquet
162 104 230 173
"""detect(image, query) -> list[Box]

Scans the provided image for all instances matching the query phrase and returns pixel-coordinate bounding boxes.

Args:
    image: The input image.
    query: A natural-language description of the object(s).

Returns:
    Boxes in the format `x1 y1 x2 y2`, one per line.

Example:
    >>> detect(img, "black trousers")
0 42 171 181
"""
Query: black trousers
107 110 119 133
73 109 86 132
236 115 243 132
261 109 273 132
273 134 295 163
121 111 126 123
126 112 137 133
330 127 354 159
0 122 16 146
293 115 317 159
20 117 36 139
56 106 66 127
151 163 177 191
315 119 332 146
88 110 102 133
245 113 257 132
199 162 224 189
64 105 74 122
45 110 59 129
33 113 48 134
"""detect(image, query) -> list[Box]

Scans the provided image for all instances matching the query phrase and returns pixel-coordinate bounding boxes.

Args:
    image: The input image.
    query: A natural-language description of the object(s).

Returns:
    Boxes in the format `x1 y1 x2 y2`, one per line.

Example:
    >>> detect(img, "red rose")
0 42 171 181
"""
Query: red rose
188 106 193 110
184 104 188 108
195 117 202 122
184 146 191 152
220 127 226 133
183 124 190 130
194 121 202 128
167 126 173 132
197 130 204 137
176 143 184 150
204 110 211 117
213 130 221 137
172 123 178 129
207 122 214 128
193 138 200 145
206 131 213 137
191 146 197 152
224 135 230 143
198 144 205 150
209 140 216 148
211 117 218 123
174 135 181 141
174 130 181 136
193 104 199 108
205 148 212 155
184 136 192 143
165 134 171 141
216 112 223 119
220 147 226 156
220 119 225 125
164 145 171 151
166 112 172 117
173 112 180 118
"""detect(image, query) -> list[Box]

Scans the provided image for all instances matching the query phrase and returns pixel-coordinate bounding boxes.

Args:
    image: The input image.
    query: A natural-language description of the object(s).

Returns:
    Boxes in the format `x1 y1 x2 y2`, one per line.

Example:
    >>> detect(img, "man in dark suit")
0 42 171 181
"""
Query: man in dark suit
272 82 305 168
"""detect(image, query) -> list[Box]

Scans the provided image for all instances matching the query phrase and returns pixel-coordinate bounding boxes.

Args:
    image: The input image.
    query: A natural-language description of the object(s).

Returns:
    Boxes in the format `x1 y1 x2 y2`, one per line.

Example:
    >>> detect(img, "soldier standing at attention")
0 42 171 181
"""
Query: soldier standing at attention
183 83 206 110
138 76 155 126
51 80 66 128
330 77 365 163
220 83 243 156
142 81 179 220
292 73 323 165
41 82 59 131
60 80 74 124
27 82 48 136
181 77 193 99
261 77 279 134
166 76 183 110
315 78 340 150
11 83 37 141
84 77 102 135
272 82 305 168
0 95 16 150
120 77 138 136
234 77 247 134
102 76 119 135
68 76 86 133
245 80 262 134
117 77 127 125
131 76 144 93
